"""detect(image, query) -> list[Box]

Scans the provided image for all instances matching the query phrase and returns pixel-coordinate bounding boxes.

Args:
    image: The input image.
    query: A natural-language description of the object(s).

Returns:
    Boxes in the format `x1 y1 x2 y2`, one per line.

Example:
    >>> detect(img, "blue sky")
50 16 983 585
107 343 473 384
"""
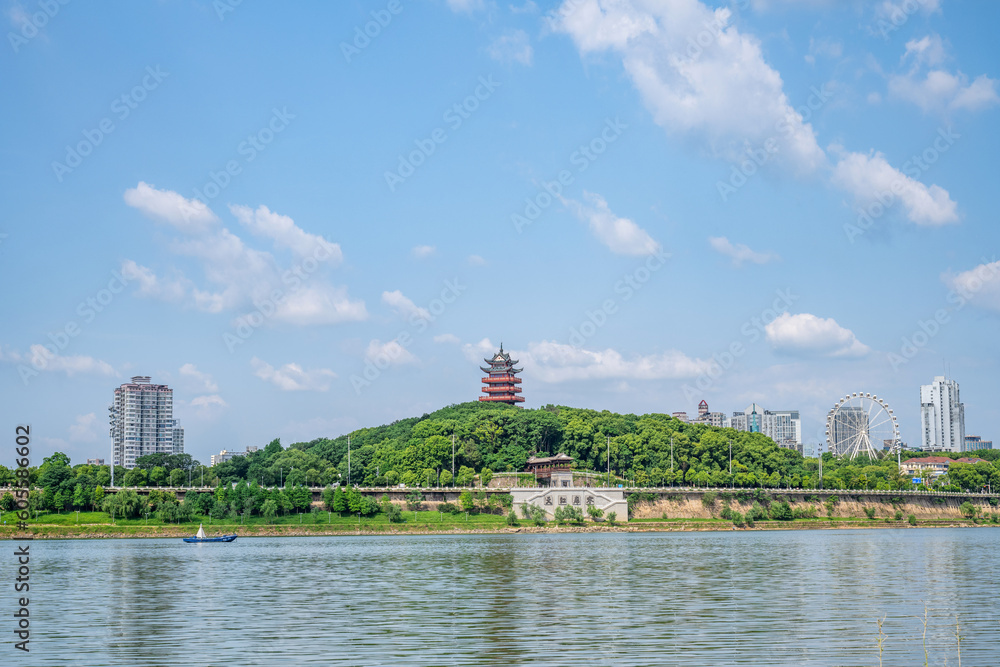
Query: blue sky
2 0 998 466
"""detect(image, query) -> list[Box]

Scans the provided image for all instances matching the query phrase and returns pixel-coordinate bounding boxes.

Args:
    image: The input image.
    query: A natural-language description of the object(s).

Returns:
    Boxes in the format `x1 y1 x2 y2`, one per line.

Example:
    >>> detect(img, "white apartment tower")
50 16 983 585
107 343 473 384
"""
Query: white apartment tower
109 376 181 469
920 376 965 452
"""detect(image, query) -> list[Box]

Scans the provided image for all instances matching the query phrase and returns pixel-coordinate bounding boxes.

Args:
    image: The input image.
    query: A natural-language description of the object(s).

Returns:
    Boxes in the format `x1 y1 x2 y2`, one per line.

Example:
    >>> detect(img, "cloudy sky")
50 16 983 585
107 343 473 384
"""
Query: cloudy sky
2 0 998 466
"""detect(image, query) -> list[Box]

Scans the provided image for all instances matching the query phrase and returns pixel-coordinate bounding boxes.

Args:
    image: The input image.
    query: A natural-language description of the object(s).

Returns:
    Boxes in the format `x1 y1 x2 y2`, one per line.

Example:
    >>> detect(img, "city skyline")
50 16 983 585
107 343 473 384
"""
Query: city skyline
2 1 998 468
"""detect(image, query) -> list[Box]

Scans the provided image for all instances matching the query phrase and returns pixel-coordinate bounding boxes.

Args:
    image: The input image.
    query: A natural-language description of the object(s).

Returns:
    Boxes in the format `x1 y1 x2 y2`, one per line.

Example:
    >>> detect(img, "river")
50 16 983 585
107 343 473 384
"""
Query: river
8 528 999 666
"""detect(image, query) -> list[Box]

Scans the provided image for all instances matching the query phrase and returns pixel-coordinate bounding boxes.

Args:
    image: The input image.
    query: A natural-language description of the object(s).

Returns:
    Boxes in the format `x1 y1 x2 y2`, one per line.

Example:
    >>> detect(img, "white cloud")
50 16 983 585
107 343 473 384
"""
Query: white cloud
765 312 870 358
189 394 228 410
69 413 99 443
831 149 958 226
123 182 217 234
874 0 941 23
179 363 219 392
554 0 825 171
942 259 1000 311
488 30 534 66
382 290 430 321
18 345 117 377
446 0 484 12
510 1 538 13
365 339 418 366
467 254 487 266
708 236 778 267
888 34 999 114
123 185 367 325
411 245 436 259
562 191 661 256
251 357 336 391
461 337 709 382
523 340 711 382
230 204 343 261
434 333 462 344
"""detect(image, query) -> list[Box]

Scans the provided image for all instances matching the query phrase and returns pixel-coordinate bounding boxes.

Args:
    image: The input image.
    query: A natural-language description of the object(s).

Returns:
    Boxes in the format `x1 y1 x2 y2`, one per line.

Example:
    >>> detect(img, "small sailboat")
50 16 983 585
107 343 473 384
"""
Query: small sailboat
183 523 237 543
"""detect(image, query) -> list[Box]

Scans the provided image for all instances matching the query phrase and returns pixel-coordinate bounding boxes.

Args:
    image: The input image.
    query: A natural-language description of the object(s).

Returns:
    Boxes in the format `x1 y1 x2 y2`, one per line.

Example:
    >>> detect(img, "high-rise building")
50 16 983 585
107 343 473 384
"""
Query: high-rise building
479 344 524 404
730 404 802 451
920 376 965 452
829 406 867 456
697 400 709 419
211 445 259 466
692 400 727 427
108 376 180 469
172 420 185 455
964 435 992 451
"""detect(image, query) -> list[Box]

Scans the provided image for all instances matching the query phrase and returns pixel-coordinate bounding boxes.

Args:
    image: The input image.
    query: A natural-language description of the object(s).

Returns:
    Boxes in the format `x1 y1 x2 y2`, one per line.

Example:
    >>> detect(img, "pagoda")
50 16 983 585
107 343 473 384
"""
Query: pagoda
479 343 524 404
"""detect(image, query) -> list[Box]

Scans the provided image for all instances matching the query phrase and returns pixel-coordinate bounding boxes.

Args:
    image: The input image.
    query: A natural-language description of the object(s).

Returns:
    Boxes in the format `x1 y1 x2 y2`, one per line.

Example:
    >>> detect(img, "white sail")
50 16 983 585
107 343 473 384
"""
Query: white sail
196 524 206 539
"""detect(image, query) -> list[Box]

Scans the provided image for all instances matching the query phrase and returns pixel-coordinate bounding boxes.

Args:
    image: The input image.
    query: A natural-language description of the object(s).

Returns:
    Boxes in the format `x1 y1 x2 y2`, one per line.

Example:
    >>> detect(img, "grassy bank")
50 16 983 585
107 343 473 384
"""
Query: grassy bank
1 509 993 539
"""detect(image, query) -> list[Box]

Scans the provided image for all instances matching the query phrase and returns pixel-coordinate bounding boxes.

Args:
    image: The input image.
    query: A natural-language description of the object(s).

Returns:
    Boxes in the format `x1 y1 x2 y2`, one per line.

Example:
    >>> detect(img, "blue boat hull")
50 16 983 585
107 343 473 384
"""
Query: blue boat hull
183 534 237 543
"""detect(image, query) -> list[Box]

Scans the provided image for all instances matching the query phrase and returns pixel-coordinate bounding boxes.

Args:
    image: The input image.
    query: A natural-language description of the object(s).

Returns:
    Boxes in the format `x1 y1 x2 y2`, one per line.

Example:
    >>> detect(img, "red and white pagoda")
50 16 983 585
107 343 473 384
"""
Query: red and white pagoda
479 344 524 405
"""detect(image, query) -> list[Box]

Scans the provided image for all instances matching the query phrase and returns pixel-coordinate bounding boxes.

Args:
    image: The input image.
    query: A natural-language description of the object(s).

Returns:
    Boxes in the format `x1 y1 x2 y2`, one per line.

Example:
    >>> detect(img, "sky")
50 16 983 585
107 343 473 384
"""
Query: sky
1 0 998 467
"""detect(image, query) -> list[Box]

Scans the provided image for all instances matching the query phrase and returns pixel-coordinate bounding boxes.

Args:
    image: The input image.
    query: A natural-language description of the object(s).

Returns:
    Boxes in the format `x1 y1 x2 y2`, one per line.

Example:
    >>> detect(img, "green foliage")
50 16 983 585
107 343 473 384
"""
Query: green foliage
586 504 604 521
959 501 976 518
405 490 424 511
701 491 717 508
261 499 278 523
607 511 617 525
437 502 460 514
554 505 585 524
864 507 876 520
439 470 453 487
0 492 14 512
459 489 474 513
506 509 518 526
520 503 546 525
908 513 917 526
824 495 839 516
480 468 494 487
455 466 476 487
894 510 904 521
385 503 404 523
769 500 793 521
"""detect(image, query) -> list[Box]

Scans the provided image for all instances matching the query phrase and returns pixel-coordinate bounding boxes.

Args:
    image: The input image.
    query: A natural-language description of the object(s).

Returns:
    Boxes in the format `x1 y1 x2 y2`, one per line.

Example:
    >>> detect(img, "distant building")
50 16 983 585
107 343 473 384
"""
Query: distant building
920 376 965 452
730 404 802 451
479 344 524 405
109 376 179 470
692 400 727 427
210 446 259 467
672 411 689 423
829 406 868 457
964 435 992 451
172 421 185 455
86 458 105 466
901 456 989 478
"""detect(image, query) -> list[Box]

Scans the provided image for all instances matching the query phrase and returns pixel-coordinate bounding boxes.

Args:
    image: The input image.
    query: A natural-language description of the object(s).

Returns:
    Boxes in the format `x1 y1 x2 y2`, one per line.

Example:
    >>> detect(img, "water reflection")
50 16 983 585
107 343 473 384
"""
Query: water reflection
14 528 1000 666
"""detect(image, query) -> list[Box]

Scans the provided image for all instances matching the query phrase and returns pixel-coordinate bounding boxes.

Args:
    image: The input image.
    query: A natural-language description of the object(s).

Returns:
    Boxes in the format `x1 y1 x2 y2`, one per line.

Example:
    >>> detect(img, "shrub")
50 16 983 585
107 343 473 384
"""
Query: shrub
824 496 839 517
521 503 546 526
506 509 518 526
908 514 917 526
959 501 976 519
554 505 585 524
729 510 744 527
720 506 733 520
748 501 767 522
990 513 999 524
894 510 904 521
405 490 424 511
385 504 404 523
769 500 793 521
792 506 818 520
864 507 876 520
607 511 617 525
701 491 718 508
587 504 605 521
437 502 461 514
988 497 999 507
745 514 755 528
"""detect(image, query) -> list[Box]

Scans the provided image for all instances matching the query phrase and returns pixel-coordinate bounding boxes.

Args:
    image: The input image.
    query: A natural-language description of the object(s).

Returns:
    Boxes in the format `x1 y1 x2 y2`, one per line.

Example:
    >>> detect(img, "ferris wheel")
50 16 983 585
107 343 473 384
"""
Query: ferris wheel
826 392 900 460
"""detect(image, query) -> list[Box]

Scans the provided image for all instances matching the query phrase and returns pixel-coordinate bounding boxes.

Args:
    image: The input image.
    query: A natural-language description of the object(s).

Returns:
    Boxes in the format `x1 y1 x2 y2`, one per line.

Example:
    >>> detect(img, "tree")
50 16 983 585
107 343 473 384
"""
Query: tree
769 500 793 521
169 468 186 487
322 486 336 510
332 487 347 514
261 499 278 523
587 504 604 521
0 492 14 511
149 466 167 487
405 490 424 511
480 468 493 487
459 489 474 513
439 470 453 487
455 466 476 487
960 501 977 519
72 484 87 510
92 486 104 510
